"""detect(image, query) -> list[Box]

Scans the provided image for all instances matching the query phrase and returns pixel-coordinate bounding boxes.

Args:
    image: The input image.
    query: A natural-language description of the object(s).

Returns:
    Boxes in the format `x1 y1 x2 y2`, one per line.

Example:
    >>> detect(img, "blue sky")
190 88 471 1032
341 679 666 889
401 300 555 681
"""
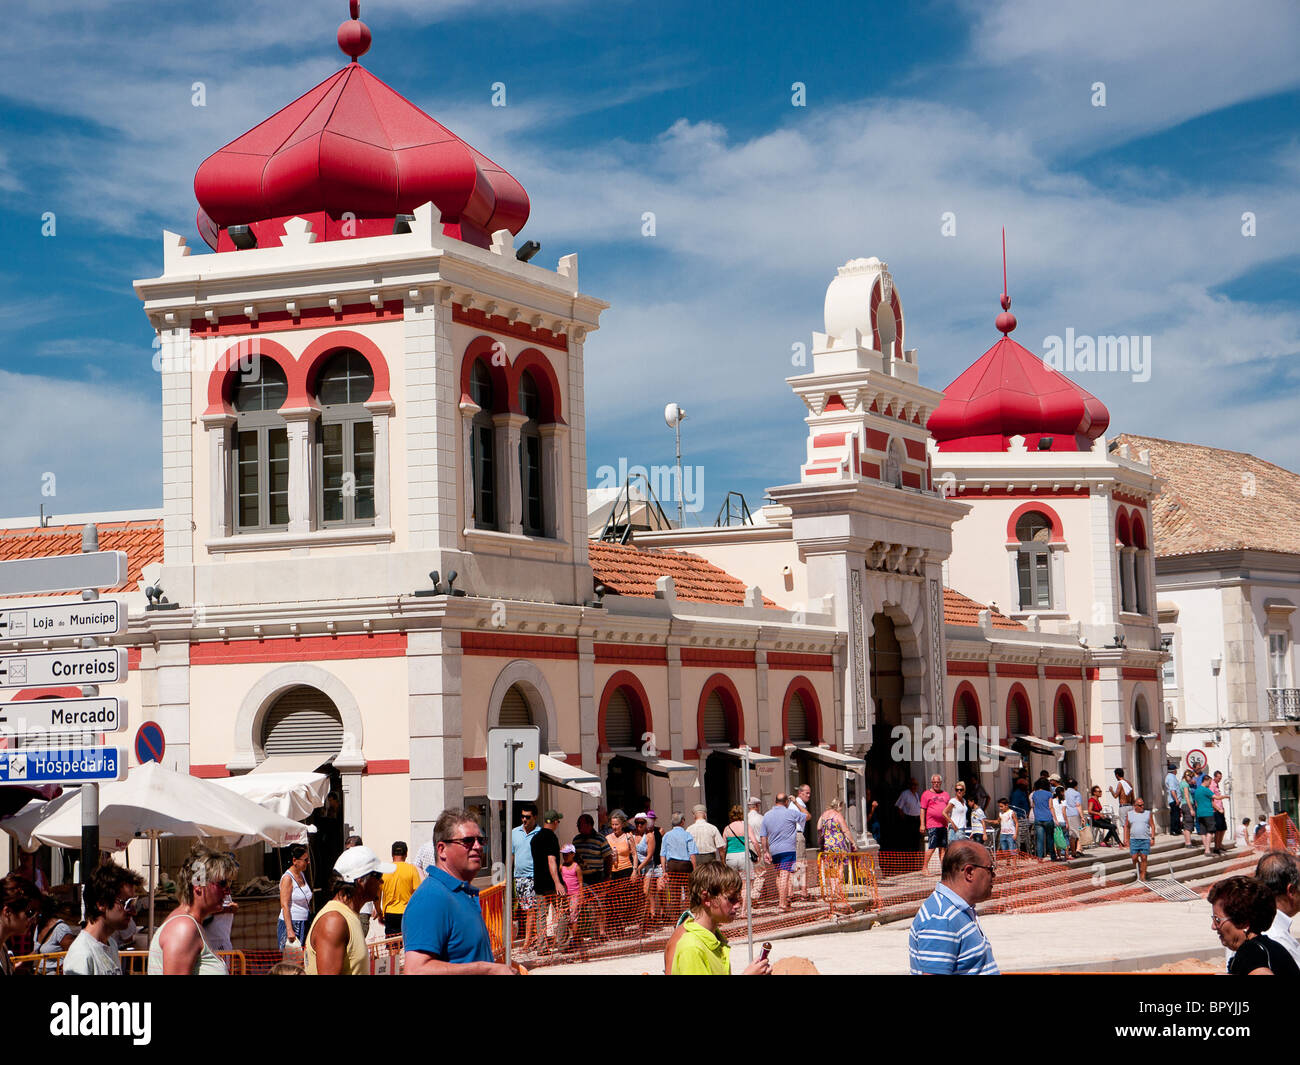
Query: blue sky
1 0 1298 520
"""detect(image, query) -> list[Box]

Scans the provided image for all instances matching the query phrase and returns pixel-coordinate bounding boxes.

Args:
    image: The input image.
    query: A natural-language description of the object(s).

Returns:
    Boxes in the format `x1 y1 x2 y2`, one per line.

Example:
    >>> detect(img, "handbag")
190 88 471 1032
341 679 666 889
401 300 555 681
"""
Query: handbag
727 823 760 863
1053 825 1068 850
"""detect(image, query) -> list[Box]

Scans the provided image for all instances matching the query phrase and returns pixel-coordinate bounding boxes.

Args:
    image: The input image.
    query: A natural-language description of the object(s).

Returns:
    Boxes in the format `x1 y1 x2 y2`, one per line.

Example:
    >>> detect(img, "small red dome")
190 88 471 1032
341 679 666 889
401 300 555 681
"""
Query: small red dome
930 333 1110 452
193 62 529 250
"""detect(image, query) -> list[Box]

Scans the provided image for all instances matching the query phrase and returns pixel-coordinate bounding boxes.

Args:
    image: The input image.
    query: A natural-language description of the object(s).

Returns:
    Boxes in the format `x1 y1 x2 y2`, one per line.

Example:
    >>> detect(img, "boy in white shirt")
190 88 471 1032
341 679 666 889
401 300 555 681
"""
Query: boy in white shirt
64 861 144 976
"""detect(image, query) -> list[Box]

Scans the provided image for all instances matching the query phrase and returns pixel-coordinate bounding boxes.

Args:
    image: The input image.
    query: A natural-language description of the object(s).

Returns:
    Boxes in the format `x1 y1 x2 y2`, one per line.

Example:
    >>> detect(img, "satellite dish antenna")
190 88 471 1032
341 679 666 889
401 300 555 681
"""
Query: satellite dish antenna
664 403 687 525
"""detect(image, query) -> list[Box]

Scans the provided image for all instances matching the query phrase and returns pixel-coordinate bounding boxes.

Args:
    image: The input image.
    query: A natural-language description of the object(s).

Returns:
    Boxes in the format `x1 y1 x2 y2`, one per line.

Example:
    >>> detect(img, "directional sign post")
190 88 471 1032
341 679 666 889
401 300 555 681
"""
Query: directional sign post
0 647 126 689
0 746 126 785
0 551 128 596
488 726 539 970
0 600 124 642
0 696 125 737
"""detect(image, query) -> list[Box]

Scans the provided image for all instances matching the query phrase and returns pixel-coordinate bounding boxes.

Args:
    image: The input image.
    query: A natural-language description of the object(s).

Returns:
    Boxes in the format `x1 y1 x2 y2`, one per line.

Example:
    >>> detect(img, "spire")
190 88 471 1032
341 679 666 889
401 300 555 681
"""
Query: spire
338 0 371 63
996 226 1017 335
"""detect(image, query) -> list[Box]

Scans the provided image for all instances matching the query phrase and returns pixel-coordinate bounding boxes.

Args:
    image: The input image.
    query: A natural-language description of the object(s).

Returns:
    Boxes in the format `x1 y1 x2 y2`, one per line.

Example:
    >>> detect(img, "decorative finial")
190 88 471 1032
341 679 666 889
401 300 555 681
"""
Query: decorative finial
338 0 371 62
996 226 1017 335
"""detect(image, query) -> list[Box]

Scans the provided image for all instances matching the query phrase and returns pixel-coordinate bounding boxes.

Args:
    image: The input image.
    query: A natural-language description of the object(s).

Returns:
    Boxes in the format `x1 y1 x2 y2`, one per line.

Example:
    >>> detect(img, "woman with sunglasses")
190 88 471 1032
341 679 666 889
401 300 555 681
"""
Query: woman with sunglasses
65 860 145 976
278 844 312 951
0 874 42 975
148 845 239 975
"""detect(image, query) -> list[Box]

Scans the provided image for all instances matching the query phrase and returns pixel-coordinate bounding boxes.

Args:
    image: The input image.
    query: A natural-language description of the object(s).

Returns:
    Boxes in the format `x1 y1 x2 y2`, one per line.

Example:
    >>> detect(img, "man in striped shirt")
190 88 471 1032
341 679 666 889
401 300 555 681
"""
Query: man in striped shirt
908 839 1000 974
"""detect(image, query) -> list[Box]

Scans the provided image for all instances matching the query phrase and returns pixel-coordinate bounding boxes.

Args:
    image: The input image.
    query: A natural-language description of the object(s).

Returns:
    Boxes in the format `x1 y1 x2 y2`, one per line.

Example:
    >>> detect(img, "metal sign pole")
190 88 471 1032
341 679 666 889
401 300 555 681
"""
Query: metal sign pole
742 750 754 963
79 525 100 877
503 738 522 968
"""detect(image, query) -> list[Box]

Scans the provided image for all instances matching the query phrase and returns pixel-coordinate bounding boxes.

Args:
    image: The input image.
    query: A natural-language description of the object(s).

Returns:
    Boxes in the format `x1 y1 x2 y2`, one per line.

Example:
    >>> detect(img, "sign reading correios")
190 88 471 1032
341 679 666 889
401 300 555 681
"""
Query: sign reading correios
0 648 127 688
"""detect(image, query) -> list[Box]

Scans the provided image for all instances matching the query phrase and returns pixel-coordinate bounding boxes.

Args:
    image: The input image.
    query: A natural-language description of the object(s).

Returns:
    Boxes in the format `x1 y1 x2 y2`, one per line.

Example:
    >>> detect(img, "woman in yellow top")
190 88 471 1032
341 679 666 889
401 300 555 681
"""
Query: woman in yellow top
305 846 392 975
667 863 771 975
148 845 237 975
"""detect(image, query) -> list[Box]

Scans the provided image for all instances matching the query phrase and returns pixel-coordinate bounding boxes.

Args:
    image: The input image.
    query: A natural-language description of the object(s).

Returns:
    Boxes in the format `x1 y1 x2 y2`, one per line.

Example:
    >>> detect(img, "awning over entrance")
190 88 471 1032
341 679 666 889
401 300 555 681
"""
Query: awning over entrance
612 750 698 781
1131 730 1159 744
977 739 1024 769
250 754 335 775
713 747 782 767
538 754 602 797
1055 733 1082 751
791 745 865 774
1014 734 1066 759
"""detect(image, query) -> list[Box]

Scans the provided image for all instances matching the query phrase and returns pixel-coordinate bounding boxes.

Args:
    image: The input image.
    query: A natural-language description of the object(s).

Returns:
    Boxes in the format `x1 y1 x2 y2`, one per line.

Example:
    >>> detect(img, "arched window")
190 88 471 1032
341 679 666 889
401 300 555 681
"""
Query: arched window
1015 511 1052 610
701 690 729 747
470 360 498 530
787 691 811 744
314 350 375 527
603 686 646 750
1007 689 1032 737
261 686 343 758
233 357 289 532
518 370 543 536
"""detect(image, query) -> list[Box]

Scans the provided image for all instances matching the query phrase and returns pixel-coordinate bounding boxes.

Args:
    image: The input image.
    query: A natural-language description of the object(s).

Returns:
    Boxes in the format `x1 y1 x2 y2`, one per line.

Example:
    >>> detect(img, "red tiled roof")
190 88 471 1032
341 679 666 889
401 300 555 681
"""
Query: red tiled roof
588 540 776 607
1113 434 1300 557
0 520 163 597
943 587 1025 630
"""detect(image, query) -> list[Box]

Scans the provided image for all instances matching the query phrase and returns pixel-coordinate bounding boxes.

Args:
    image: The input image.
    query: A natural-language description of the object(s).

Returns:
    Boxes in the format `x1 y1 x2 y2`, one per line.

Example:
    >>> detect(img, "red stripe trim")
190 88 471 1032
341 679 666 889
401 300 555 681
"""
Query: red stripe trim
803 466 840 475
190 764 230 778
1122 668 1158 680
594 643 668 665
1044 667 1079 679
128 647 141 670
767 652 834 672
995 664 1038 678
463 757 488 772
904 438 927 461
864 429 890 451
189 301 405 337
1112 492 1148 508
461 632 579 660
365 760 409 775
452 304 569 353
812 432 847 447
769 746 785 757
946 661 989 676
959 487 1089 499
190 633 407 664
1086 667 1100 680
681 648 755 669
1088 735 1104 743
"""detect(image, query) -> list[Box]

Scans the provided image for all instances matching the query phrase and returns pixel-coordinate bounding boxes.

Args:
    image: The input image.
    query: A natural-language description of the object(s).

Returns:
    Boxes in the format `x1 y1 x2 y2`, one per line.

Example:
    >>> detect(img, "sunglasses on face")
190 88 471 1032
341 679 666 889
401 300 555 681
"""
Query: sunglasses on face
442 835 486 849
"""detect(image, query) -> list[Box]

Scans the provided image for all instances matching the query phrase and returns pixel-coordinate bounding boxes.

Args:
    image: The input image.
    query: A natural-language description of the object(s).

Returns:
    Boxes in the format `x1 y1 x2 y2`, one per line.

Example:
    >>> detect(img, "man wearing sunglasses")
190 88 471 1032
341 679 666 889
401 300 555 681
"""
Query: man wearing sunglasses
403 809 517 974
65 860 144 976
908 839 1000 975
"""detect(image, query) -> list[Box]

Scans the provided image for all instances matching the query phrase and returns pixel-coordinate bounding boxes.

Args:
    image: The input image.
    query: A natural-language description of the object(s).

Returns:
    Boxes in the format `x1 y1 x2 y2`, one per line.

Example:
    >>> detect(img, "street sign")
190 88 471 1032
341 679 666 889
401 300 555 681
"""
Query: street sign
1186 749 1207 772
0 696 125 735
0 647 126 689
0 746 126 785
487 726 539 801
135 722 165 765
0 551 129 596
0 600 125 642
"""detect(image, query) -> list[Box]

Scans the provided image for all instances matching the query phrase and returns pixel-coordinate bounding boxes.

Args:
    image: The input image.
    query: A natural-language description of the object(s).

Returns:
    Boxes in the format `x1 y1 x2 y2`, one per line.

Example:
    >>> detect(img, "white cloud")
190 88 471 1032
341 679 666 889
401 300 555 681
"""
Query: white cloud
0 370 160 512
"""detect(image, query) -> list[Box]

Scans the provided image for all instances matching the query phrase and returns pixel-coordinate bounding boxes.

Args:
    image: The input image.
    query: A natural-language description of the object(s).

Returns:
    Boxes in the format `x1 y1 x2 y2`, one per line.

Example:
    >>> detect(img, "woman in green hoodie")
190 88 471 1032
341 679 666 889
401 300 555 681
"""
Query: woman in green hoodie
668 863 771 975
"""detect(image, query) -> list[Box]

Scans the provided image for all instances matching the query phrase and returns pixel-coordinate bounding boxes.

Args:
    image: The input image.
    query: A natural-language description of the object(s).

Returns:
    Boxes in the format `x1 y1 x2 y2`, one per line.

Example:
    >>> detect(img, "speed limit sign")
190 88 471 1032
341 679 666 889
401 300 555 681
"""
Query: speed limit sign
1186 749 1207 772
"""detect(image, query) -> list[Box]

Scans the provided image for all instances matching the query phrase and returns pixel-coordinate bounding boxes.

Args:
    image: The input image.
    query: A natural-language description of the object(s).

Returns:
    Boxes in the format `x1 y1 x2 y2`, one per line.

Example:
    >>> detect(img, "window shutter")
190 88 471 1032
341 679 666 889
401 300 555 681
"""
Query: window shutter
702 691 728 747
499 685 532 729
787 692 810 743
605 688 635 749
262 687 343 756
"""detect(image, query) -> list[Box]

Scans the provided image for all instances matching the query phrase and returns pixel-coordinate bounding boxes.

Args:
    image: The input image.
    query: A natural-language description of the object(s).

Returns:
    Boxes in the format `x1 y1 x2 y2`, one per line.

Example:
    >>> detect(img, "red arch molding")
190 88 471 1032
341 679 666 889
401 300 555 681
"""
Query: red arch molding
952 681 982 728
510 347 565 424
1115 506 1132 547
1053 685 1078 735
298 330 393 408
1006 501 1065 544
204 338 296 416
1130 511 1148 550
1005 682 1034 736
459 335 513 411
597 670 655 754
697 673 745 749
780 676 822 746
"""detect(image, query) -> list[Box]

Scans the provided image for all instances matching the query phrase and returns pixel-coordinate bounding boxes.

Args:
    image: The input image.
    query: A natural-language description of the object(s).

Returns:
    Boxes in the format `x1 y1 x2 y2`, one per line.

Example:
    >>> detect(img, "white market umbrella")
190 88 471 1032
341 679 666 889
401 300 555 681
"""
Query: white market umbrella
0 793 76 852
211 771 330 822
24 761 311 937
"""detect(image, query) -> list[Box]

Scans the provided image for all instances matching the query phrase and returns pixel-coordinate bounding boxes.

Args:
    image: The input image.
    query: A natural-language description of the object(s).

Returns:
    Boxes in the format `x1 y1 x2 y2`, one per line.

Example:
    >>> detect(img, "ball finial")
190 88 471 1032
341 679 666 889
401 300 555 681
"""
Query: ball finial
338 1 371 62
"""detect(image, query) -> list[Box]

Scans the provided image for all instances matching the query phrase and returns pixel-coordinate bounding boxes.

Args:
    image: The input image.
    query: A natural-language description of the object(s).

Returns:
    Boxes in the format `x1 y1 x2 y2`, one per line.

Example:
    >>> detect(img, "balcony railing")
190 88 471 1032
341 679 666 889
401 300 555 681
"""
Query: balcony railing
1267 688 1300 722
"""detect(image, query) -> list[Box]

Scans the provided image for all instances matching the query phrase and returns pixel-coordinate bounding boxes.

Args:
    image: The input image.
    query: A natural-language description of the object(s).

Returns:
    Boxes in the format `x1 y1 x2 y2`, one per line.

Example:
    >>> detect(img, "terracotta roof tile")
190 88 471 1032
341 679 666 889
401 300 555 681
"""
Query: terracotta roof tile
943 587 1025 630
0 520 163 597
587 540 777 607
1113 434 1300 558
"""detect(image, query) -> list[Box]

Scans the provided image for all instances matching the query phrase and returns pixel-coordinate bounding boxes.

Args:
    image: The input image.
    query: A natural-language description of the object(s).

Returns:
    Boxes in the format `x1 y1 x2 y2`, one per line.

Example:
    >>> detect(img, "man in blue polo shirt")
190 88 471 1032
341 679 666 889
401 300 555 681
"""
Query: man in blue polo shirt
761 794 805 912
909 839 1000 974
403 809 516 975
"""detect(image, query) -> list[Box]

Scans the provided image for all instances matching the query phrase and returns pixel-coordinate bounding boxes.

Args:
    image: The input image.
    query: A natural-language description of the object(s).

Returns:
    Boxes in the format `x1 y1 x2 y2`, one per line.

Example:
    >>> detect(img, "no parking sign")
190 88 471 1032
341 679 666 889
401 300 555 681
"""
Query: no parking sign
135 721 166 765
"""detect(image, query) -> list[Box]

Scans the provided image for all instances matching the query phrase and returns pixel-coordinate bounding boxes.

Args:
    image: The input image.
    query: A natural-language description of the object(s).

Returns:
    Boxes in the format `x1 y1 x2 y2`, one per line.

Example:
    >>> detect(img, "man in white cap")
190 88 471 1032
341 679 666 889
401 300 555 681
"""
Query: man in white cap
687 804 724 865
306 845 394 975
